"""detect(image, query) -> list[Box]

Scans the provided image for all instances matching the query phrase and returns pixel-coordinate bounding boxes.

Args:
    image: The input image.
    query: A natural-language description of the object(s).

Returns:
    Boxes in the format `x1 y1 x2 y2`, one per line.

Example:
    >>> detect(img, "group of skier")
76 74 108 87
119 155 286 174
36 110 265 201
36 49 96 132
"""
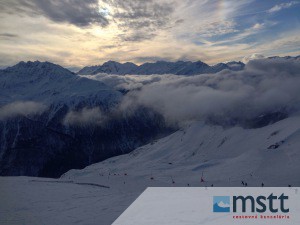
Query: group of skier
102 171 294 187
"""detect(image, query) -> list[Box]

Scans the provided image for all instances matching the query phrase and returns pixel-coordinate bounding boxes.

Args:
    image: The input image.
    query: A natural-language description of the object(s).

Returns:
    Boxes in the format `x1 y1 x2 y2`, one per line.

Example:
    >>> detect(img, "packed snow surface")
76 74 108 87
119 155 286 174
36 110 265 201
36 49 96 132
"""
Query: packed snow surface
1 115 300 224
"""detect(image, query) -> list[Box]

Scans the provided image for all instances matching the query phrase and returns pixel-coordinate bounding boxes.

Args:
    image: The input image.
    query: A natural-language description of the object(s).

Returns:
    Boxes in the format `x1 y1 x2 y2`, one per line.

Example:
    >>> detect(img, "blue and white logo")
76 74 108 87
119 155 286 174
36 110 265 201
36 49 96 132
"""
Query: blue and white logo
213 196 230 212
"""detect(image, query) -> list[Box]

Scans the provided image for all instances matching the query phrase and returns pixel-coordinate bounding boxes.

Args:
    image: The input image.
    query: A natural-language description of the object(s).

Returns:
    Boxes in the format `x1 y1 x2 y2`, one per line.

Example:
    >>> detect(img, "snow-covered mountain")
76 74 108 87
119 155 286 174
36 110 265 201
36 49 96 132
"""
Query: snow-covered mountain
1 57 299 177
78 56 299 76
78 61 138 75
0 61 119 105
1 57 300 224
0 61 172 177
78 60 245 75
224 61 245 71
1 115 300 224
63 115 300 187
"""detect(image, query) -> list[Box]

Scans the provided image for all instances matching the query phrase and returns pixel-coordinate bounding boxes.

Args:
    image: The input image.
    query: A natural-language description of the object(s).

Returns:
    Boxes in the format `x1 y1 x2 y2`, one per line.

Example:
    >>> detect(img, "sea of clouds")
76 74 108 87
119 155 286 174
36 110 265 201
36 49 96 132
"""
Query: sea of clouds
80 58 300 126
1 58 299 128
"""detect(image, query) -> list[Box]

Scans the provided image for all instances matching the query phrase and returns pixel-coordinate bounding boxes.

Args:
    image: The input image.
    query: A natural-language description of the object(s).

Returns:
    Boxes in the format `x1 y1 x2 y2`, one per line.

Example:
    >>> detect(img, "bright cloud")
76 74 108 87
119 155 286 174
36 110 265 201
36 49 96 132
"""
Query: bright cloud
268 1 299 13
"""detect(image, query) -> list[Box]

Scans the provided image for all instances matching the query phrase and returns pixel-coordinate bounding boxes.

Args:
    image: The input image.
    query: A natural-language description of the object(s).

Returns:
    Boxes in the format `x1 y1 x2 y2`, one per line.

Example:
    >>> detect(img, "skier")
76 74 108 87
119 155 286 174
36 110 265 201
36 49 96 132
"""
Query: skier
245 182 248 187
241 181 244 186
261 183 264 187
200 171 205 182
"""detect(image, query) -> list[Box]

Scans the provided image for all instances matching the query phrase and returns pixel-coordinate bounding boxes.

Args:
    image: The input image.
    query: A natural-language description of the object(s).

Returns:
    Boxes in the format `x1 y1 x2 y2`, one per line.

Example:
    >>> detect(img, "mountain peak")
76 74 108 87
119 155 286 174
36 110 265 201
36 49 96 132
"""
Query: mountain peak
4 61 74 77
102 60 121 66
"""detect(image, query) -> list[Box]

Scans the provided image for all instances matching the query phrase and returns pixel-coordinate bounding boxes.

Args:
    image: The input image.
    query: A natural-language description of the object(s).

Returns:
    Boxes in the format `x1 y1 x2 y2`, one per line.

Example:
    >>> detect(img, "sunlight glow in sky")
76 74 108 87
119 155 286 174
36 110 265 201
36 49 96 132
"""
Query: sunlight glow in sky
0 0 299 68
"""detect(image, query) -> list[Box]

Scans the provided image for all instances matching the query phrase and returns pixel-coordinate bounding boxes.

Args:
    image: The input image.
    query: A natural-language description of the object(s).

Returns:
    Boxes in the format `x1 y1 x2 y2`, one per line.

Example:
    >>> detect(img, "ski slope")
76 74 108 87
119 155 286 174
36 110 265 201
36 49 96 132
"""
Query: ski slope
64 115 300 187
1 115 300 224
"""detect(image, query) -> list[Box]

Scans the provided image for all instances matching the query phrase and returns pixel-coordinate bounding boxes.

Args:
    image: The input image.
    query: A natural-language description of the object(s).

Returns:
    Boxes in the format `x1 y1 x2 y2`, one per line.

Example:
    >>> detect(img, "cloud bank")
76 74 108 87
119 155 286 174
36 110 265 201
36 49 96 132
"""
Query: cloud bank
0 101 46 120
83 58 300 127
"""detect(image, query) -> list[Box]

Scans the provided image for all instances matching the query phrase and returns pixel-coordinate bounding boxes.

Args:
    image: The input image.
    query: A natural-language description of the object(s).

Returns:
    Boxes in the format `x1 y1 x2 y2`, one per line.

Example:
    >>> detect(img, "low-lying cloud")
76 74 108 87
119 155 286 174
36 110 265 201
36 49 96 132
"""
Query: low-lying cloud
83 58 300 126
63 107 107 126
0 101 47 120
242 53 265 63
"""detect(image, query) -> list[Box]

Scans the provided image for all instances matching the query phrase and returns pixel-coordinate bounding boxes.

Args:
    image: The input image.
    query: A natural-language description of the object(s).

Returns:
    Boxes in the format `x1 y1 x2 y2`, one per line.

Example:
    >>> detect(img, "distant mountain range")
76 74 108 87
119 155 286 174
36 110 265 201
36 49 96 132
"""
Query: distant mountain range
77 55 300 75
78 60 245 75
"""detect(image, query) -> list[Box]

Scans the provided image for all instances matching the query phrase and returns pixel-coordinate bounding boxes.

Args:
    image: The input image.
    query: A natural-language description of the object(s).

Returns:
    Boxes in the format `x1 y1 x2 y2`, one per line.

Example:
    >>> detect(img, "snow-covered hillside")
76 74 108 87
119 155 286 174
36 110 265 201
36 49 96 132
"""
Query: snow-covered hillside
63 115 300 187
0 61 172 177
1 115 300 224
0 61 120 105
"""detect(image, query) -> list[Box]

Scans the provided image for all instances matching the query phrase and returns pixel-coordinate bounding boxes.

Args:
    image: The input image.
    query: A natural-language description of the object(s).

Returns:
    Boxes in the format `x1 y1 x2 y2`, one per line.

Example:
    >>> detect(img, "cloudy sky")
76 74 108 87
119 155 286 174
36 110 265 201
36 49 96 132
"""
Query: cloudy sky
0 0 299 68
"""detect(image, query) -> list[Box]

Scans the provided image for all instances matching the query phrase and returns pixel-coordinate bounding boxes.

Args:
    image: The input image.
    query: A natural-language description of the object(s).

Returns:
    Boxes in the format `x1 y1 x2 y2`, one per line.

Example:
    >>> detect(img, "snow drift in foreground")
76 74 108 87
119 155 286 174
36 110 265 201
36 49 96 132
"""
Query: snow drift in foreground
82 58 300 126
1 115 300 224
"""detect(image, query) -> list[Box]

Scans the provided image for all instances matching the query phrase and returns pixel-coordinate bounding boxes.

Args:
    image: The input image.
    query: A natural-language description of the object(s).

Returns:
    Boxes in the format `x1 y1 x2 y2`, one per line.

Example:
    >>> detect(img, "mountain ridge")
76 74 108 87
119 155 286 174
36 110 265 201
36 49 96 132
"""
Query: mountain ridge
77 55 300 75
78 60 245 75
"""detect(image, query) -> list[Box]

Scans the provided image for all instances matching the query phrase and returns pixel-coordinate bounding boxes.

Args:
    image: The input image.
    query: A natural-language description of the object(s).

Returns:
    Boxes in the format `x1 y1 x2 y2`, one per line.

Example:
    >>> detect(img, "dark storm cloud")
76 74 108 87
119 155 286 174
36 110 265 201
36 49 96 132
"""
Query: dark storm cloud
0 0 109 27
